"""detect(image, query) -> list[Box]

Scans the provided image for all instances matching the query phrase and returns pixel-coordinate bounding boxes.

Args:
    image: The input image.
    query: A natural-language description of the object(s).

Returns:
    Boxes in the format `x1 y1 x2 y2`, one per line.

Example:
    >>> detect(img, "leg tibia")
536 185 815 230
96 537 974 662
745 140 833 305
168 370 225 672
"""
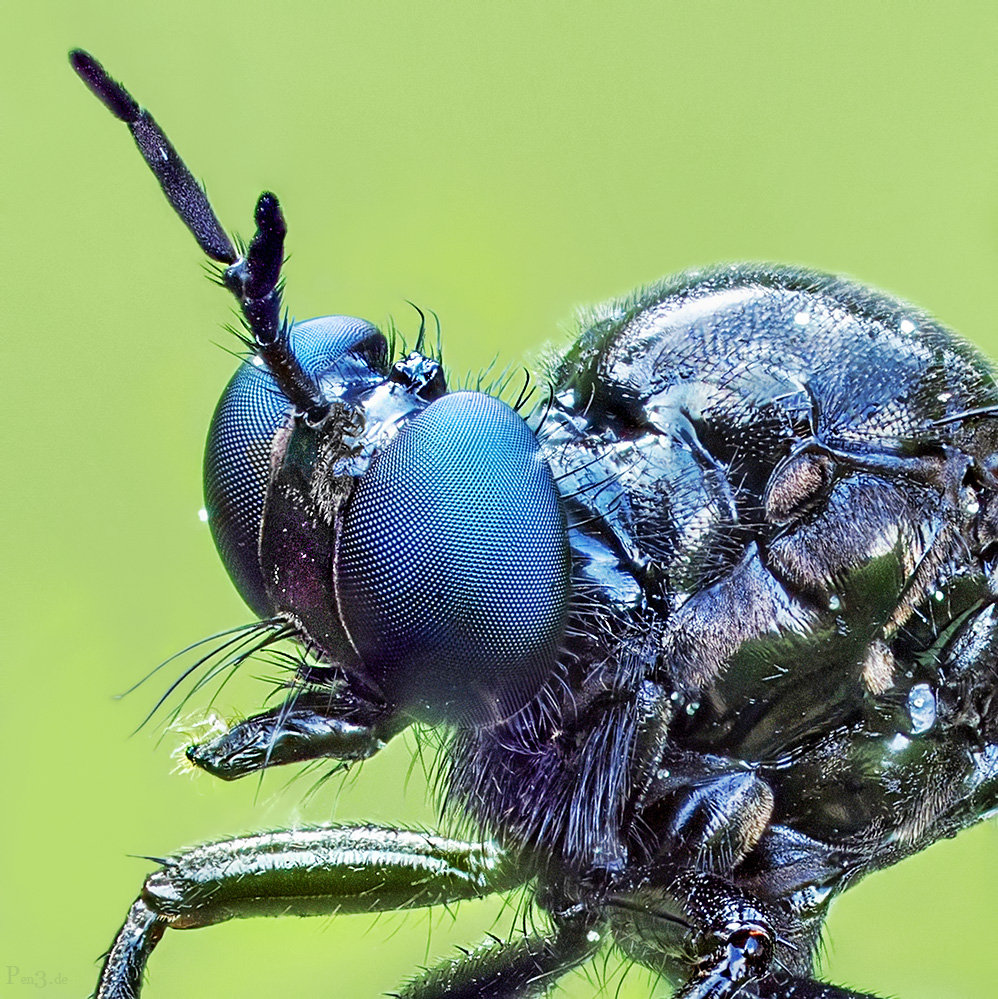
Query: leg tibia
396 917 602 999
751 977 883 999
97 901 163 999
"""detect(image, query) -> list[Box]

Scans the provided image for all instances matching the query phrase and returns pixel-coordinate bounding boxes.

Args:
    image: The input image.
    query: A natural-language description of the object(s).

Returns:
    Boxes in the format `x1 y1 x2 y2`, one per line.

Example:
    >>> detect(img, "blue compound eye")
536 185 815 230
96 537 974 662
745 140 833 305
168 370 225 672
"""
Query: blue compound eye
204 316 385 617
336 391 570 725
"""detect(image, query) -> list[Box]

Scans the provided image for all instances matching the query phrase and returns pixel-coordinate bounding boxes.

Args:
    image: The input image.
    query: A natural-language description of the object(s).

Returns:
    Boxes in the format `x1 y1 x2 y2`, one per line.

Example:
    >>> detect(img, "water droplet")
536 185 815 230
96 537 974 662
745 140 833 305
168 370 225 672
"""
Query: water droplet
900 319 916 334
908 682 936 735
828 593 841 611
794 312 810 326
251 354 265 367
197 507 209 522
586 930 601 943
933 589 945 602
964 492 980 515
685 701 700 716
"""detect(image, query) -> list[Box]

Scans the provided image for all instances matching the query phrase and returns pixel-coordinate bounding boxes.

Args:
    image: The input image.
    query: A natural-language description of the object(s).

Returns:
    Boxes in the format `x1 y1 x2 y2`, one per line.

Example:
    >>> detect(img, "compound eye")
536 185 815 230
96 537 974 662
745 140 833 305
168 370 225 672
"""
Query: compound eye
336 391 570 725
204 316 385 617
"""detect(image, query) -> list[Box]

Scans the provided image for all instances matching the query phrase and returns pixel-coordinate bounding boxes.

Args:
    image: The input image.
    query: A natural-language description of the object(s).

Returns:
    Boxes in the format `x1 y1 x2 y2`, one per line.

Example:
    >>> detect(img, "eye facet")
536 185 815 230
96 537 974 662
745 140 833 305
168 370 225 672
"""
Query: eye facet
336 391 570 725
203 316 384 617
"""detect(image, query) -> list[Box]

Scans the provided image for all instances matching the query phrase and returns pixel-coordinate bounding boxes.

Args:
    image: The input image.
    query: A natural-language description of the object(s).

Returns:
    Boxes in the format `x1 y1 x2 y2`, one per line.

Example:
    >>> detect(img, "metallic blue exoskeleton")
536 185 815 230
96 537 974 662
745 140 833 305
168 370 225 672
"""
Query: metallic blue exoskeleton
73 48 998 999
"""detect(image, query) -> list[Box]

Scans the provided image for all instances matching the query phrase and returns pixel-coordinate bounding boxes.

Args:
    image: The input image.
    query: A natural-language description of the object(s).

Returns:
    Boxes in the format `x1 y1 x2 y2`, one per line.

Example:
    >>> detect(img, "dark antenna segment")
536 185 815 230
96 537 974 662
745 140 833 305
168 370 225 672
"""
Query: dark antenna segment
69 50 330 420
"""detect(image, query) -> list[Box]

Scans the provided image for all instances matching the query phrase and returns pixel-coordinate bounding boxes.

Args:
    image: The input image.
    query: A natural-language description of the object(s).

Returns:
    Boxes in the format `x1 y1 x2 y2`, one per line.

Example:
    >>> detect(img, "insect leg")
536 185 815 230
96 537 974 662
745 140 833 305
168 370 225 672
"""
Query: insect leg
674 973 883 999
747 977 883 999
97 900 163 999
96 826 528 999
184 688 407 779
615 869 882 999
394 914 602 999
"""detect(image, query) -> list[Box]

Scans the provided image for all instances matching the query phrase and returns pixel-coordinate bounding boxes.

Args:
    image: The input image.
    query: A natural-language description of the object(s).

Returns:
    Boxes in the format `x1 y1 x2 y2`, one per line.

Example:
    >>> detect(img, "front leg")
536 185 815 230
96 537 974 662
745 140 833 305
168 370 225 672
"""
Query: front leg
97 826 527 999
396 913 602 999
669 870 883 999
184 687 406 779
673 948 883 999
609 867 885 999
749 978 881 999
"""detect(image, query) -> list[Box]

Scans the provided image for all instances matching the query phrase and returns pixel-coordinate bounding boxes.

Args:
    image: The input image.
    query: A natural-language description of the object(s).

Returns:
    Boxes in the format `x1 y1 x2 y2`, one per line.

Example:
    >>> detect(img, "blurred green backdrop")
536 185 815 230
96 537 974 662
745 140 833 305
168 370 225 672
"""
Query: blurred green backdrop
5 3 998 997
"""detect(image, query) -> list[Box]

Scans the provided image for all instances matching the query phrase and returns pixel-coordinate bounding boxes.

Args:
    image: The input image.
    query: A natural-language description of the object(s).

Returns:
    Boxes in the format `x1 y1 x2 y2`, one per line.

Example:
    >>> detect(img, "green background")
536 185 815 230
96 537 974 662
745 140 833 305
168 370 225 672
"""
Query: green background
5 3 998 997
